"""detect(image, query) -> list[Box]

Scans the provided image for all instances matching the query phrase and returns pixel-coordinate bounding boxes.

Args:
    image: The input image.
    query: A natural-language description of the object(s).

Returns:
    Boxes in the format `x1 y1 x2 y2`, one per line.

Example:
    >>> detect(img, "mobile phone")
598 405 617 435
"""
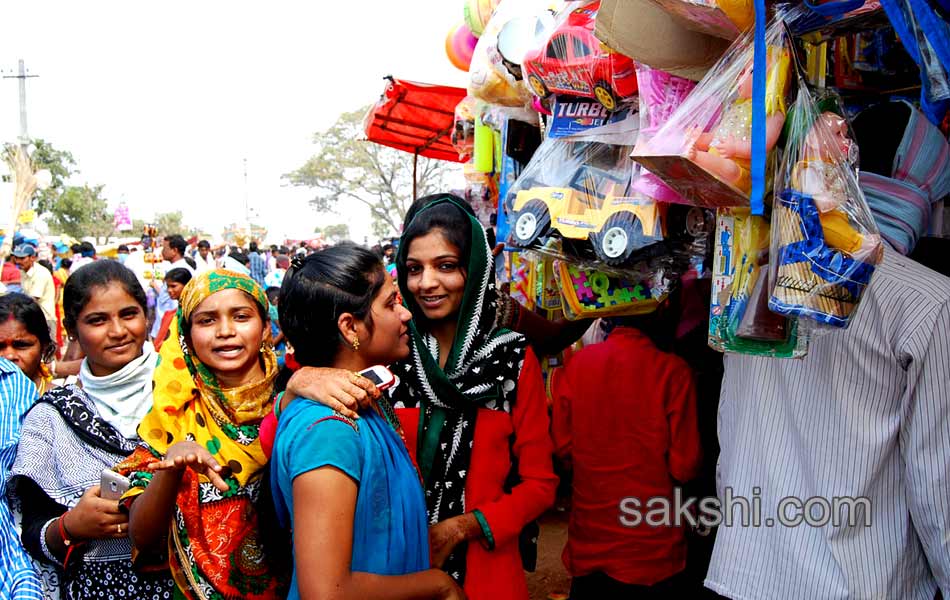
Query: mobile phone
358 365 398 392
100 469 131 501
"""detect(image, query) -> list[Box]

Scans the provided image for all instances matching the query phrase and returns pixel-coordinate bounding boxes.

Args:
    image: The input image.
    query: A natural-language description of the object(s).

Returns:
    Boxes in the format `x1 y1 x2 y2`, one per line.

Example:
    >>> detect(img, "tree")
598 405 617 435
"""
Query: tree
155 211 184 236
46 185 112 240
284 107 458 237
29 139 77 215
315 223 350 242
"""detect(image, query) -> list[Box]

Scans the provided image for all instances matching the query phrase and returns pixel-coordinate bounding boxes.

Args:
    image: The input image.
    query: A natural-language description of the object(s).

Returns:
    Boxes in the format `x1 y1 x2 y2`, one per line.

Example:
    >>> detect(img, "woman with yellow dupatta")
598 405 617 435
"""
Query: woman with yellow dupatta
117 269 287 599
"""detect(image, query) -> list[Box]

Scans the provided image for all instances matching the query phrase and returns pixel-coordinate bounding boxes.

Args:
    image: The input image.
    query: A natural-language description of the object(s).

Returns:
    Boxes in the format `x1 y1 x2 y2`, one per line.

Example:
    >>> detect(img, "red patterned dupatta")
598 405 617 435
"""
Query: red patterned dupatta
118 269 288 599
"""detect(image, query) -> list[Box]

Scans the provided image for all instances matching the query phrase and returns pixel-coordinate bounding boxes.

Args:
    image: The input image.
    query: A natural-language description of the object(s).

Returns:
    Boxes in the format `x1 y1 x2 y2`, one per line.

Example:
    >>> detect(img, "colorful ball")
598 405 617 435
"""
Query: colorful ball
445 22 477 71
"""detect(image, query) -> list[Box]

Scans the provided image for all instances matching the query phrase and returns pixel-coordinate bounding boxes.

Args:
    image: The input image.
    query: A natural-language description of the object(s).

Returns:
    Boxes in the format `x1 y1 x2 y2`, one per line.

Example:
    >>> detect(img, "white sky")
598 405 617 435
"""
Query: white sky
0 1 470 245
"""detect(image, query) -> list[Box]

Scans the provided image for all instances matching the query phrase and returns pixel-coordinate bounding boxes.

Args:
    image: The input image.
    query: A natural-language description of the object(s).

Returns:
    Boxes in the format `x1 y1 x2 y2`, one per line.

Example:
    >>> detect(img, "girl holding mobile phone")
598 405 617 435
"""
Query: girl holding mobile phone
7 261 174 599
271 243 464 599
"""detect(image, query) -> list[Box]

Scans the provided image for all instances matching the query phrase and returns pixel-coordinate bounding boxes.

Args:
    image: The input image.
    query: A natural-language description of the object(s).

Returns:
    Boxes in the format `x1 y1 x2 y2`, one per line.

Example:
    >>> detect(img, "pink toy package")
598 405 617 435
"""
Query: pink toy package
630 12 796 208
631 65 697 205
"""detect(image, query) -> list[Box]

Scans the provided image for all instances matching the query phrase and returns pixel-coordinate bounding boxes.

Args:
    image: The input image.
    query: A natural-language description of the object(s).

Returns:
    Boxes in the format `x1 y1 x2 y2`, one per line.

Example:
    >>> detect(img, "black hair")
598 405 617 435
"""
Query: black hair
278 242 386 368
197 239 211 249
400 194 473 267
852 101 911 178
229 251 250 266
70 243 82 254
63 261 147 335
606 287 682 352
37 260 53 274
249 241 259 253
270 245 278 253
164 234 187 256
184 257 196 271
117 244 129 253
265 286 280 305
60 258 72 270
0 293 54 358
80 241 96 256
164 267 193 286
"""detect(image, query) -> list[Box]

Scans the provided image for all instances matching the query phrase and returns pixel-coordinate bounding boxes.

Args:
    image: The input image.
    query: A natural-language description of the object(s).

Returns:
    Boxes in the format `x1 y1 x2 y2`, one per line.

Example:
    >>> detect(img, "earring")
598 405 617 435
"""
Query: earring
351 338 360 351
260 341 273 353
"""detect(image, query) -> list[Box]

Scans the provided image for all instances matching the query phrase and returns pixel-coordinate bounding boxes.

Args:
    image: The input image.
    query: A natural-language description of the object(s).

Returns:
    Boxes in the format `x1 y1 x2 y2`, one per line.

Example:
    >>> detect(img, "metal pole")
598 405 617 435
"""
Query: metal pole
17 60 28 147
3 59 39 148
412 152 418 200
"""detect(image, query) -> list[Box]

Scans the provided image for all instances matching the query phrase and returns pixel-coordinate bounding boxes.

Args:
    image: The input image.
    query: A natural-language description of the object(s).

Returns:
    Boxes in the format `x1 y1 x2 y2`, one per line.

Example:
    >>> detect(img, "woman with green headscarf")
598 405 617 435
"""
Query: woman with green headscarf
288 195 557 599
118 269 288 600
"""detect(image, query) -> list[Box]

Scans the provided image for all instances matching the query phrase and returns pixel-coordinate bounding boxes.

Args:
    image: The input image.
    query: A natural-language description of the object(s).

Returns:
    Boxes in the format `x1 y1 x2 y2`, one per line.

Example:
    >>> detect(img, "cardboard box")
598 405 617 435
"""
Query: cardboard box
594 0 729 81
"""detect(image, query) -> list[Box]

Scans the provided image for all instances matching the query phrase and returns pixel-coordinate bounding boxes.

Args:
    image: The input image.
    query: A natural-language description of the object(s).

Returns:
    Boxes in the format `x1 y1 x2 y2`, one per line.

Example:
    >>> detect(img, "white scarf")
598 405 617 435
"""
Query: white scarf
79 345 158 439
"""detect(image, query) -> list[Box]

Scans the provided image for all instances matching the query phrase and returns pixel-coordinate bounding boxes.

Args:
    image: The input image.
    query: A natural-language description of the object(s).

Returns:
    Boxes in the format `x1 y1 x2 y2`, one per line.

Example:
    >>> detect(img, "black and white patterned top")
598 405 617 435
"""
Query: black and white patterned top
7 385 174 600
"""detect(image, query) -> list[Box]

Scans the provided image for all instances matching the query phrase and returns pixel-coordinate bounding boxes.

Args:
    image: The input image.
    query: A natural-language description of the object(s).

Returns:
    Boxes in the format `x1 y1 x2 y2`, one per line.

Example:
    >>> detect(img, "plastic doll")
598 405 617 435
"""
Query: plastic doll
770 103 882 328
687 48 791 194
790 110 882 262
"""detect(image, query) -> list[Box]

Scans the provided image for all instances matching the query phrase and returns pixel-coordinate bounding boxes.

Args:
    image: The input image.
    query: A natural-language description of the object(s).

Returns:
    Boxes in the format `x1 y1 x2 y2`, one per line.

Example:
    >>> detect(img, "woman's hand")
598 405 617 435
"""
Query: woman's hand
434 571 467 600
147 441 229 492
286 367 380 420
428 513 481 569
62 485 128 541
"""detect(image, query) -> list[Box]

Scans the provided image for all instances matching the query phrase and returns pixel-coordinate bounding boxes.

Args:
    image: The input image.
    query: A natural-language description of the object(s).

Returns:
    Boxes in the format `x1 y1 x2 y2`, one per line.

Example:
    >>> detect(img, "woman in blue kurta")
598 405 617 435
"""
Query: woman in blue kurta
269 244 464 600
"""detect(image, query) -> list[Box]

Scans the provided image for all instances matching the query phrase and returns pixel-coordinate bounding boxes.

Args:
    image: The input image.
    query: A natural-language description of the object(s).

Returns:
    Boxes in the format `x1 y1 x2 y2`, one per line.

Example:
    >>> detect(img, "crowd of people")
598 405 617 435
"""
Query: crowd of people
0 191 946 600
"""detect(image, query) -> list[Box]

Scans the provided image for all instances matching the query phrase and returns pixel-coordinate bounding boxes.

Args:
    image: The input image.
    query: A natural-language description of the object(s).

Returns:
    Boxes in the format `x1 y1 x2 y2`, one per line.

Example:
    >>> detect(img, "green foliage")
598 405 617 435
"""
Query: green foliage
29 139 77 215
155 211 185 236
46 185 112 239
285 107 457 237
2 139 78 214
315 223 350 241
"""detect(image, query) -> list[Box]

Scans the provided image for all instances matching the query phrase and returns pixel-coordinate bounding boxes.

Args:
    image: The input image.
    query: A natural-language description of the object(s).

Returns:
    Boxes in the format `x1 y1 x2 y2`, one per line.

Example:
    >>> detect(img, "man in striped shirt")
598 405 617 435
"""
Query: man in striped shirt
0 358 43 600
705 248 950 599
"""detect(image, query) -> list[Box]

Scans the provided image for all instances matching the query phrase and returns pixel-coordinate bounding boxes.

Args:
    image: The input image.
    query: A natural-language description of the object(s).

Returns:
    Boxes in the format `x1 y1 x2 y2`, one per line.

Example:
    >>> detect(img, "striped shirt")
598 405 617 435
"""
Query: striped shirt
706 248 950 599
0 359 43 600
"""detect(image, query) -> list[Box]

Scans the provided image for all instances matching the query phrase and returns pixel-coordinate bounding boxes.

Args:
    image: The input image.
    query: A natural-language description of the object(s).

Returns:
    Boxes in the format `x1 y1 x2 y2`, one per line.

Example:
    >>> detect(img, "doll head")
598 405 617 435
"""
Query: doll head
802 111 855 164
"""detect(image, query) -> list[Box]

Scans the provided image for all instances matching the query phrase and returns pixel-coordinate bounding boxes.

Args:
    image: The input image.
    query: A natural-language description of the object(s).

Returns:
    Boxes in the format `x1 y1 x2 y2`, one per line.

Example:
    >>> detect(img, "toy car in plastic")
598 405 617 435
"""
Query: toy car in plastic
522 0 637 112
508 165 707 266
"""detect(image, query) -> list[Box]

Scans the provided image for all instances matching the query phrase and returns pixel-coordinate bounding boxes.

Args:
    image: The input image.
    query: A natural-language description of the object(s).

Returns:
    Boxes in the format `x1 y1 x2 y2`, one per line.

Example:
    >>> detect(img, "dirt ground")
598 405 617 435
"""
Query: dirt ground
525 509 572 600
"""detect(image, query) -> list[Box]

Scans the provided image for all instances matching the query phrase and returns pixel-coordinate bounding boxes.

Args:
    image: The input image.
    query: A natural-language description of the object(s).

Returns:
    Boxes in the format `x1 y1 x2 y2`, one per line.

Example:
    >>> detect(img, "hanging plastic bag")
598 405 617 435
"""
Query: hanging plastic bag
767 83 883 329
469 0 557 107
631 14 795 208
522 0 639 112
503 111 713 282
631 64 697 205
708 207 808 357
452 96 478 160
557 261 666 319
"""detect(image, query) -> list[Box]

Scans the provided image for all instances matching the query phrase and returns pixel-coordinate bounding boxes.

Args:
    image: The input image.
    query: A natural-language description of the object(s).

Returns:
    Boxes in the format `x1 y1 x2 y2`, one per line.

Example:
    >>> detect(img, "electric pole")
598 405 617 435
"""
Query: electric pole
2 59 39 148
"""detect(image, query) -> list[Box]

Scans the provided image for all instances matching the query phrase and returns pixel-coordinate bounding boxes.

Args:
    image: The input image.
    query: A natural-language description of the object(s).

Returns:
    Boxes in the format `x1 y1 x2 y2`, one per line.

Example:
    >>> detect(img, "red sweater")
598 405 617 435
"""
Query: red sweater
398 347 557 600
551 327 702 585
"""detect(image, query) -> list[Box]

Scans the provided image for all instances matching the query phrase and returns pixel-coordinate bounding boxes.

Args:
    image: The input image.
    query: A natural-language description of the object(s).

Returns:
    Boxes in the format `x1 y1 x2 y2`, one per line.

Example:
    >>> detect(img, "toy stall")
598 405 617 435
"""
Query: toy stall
388 0 950 365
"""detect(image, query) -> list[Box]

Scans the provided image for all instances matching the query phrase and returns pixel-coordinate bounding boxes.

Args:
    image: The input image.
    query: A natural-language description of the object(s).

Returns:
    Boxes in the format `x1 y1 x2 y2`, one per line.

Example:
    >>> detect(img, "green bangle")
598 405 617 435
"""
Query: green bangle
472 509 495 551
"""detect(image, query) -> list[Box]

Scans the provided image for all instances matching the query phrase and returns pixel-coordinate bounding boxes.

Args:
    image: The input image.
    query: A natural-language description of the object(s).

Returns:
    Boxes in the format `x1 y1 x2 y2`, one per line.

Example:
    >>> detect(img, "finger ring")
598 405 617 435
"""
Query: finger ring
117 523 122 534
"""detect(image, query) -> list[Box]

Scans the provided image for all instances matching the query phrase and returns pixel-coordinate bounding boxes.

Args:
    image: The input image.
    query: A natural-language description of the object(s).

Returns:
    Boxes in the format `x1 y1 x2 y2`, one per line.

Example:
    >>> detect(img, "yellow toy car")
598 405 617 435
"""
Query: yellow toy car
509 165 698 265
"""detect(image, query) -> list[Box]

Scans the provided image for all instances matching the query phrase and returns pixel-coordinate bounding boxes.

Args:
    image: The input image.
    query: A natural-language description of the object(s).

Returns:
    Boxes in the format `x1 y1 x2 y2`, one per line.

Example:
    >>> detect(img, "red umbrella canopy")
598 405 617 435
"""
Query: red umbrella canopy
363 77 467 163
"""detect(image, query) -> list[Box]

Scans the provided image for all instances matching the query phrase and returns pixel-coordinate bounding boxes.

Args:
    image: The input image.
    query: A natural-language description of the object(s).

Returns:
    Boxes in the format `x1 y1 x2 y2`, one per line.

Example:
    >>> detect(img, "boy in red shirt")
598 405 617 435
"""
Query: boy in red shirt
551 312 702 599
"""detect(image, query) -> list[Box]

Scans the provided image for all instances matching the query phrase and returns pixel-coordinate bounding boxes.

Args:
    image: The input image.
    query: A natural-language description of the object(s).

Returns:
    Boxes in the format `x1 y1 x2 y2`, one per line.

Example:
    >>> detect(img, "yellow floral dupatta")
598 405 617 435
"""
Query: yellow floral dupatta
118 269 287 600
